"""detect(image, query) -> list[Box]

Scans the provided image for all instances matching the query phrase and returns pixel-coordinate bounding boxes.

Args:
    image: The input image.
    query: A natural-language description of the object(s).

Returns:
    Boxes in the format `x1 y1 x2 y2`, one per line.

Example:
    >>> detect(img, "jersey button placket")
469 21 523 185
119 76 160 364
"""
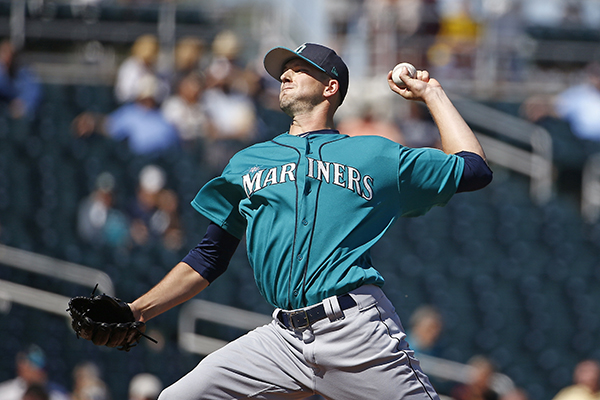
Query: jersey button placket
291 139 314 305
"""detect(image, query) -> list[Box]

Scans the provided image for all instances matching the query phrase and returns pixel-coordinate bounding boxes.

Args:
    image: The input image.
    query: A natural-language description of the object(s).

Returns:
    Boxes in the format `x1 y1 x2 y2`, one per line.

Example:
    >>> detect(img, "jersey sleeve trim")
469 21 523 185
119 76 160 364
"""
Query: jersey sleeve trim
455 151 493 192
181 222 241 283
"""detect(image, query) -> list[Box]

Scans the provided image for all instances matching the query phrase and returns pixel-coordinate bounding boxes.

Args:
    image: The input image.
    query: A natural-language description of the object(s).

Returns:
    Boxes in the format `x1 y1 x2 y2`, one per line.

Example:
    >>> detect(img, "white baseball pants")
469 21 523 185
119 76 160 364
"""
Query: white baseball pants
158 285 440 400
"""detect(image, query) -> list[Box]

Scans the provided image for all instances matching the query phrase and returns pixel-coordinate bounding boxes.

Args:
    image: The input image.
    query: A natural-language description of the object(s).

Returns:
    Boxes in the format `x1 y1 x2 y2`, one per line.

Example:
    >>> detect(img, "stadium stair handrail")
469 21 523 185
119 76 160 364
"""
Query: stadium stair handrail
0 244 115 317
451 96 554 205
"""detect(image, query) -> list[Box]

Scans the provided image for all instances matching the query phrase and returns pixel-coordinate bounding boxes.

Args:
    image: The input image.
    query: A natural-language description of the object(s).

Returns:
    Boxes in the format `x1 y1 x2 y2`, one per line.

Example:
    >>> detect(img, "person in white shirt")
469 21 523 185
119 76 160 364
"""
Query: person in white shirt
0 345 70 400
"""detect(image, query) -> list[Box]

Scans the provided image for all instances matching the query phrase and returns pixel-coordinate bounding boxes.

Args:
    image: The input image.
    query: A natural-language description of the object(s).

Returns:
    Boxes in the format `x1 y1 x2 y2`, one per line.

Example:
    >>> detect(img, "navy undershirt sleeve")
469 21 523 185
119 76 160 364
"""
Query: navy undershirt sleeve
455 151 493 193
181 222 241 283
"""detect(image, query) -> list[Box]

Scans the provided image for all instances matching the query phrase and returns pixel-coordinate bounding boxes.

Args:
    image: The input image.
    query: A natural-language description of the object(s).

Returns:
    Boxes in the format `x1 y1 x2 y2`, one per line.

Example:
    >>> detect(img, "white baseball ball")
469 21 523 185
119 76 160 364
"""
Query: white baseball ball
392 62 417 88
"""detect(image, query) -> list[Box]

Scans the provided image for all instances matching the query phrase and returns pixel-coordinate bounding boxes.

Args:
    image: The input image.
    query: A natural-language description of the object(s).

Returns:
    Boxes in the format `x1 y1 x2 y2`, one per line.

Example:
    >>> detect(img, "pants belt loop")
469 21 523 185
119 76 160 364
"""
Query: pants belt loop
272 308 282 320
323 295 344 322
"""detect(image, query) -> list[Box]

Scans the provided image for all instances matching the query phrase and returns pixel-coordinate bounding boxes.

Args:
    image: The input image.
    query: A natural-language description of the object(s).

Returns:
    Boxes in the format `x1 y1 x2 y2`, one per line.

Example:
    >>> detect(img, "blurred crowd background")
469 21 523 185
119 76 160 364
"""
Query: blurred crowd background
2 0 600 399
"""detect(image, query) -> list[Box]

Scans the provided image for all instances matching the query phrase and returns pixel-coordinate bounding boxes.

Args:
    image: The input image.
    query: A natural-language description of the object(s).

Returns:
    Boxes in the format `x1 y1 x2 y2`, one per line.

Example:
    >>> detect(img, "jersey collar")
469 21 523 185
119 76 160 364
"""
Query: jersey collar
273 129 344 147
297 129 340 138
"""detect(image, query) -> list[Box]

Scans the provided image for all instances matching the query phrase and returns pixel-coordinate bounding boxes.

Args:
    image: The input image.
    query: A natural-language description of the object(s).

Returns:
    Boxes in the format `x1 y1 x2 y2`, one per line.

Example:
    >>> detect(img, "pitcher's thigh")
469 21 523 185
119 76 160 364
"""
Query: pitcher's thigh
317 349 439 400
159 323 314 400
314 303 439 400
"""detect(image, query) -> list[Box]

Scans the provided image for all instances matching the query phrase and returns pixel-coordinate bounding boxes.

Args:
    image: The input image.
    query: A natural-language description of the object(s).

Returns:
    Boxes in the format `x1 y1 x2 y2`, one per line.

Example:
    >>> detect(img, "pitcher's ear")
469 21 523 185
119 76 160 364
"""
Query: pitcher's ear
323 79 340 99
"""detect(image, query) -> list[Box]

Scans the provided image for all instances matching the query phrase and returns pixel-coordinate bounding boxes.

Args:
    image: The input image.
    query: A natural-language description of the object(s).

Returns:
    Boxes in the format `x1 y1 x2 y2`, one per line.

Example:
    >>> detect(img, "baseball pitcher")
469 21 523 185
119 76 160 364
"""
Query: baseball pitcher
79 42 493 400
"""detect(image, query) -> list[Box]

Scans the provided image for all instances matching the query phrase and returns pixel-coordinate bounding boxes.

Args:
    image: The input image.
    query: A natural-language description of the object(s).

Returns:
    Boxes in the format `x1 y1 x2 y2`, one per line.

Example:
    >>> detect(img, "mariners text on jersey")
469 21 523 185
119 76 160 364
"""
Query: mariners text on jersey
242 158 375 201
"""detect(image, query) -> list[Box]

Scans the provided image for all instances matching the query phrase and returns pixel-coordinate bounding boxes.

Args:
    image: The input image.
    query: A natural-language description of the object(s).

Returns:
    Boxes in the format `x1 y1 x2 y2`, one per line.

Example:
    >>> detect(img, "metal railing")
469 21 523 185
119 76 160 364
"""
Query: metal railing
452 97 554 205
418 354 515 396
0 244 114 295
0 279 71 317
0 243 114 318
178 298 272 355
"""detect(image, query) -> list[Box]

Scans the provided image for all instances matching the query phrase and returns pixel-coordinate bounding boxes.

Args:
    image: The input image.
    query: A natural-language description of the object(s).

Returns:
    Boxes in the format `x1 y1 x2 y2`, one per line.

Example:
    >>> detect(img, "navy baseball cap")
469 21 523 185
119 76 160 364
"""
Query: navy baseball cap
264 43 349 103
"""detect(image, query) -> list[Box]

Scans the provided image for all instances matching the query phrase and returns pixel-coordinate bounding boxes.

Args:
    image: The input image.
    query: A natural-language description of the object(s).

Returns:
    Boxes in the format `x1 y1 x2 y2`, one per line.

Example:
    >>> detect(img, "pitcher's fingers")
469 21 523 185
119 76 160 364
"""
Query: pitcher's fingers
417 70 430 82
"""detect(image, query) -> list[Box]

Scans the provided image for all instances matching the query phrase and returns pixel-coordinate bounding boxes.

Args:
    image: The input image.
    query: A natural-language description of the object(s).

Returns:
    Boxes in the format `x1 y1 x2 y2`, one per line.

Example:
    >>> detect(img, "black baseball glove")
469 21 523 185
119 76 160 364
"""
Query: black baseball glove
67 289 154 351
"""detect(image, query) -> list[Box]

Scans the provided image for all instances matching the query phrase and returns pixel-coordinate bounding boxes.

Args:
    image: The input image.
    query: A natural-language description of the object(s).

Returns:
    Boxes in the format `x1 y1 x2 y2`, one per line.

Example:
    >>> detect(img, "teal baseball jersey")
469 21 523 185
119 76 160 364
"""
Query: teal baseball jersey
191 130 464 310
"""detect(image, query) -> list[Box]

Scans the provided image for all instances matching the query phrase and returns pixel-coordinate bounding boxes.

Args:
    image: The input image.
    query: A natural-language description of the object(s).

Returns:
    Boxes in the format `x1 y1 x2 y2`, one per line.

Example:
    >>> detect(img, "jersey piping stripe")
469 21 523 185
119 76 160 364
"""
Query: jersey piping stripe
270 138 302 308
300 136 344 304
375 304 437 400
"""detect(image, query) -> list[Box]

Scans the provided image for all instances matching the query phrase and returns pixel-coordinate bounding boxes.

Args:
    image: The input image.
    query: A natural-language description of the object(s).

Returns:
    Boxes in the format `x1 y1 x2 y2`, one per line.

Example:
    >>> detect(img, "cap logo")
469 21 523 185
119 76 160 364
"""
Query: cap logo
331 66 338 77
295 44 307 54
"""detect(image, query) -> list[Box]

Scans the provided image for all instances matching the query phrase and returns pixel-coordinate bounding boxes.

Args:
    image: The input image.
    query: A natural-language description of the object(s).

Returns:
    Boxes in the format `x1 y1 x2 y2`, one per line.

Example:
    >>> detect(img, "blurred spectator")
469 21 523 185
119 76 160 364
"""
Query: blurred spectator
360 0 441 73
486 0 526 82
153 187 184 251
114 34 169 105
405 305 444 357
128 373 162 400
206 30 244 81
523 62 600 144
418 0 441 39
500 387 530 400
404 304 450 395
551 359 600 400
161 72 208 146
395 0 441 67
520 0 563 26
73 74 180 156
0 344 70 400
71 362 110 400
451 355 499 400
0 39 42 119
127 164 183 250
561 0 584 27
22 384 49 400
411 0 442 70
323 0 362 52
107 74 179 155
203 30 258 173
363 0 403 72
170 36 205 89
128 164 165 246
203 79 258 171
337 102 405 144
428 0 482 79
521 62 600 179
398 102 441 148
77 172 129 247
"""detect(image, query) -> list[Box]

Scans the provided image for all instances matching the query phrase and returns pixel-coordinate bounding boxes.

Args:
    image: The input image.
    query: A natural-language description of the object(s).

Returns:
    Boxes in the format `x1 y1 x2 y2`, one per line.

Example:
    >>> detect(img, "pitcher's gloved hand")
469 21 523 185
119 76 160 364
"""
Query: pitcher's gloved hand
67 291 155 351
